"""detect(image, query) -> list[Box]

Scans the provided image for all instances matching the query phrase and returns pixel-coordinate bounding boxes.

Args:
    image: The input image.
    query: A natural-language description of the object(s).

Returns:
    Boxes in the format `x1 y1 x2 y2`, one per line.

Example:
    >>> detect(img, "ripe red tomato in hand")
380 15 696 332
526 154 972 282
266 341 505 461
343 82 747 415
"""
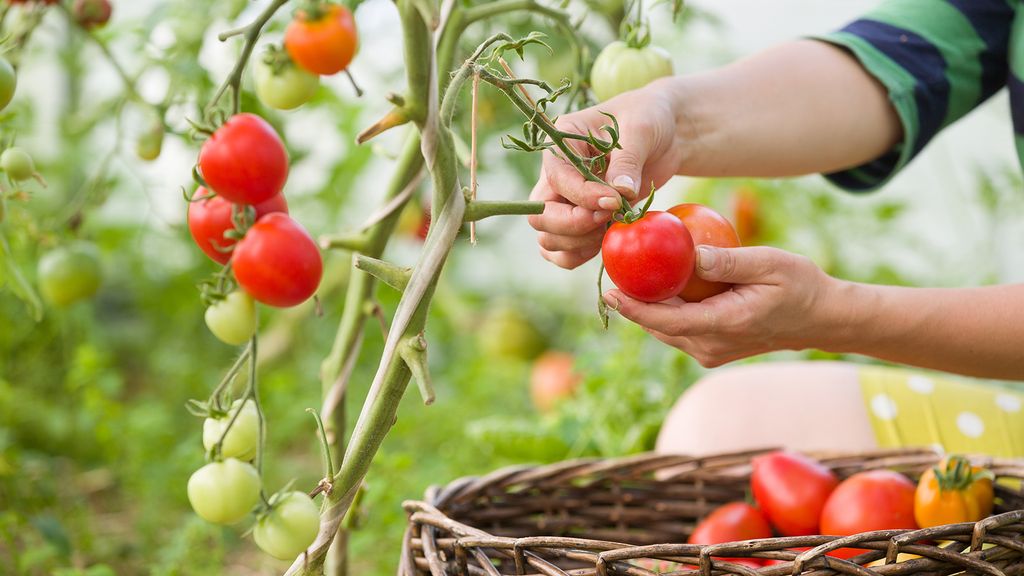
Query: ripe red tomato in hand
285 4 358 76
198 114 289 205
820 470 918 559
667 203 740 302
232 213 322 307
602 211 695 302
751 451 839 536
689 502 773 565
188 188 288 265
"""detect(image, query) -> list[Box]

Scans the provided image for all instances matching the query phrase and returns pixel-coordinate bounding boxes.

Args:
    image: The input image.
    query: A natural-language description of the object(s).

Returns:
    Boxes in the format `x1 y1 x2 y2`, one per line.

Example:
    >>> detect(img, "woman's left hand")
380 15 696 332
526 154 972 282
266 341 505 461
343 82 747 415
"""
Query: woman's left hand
603 245 839 367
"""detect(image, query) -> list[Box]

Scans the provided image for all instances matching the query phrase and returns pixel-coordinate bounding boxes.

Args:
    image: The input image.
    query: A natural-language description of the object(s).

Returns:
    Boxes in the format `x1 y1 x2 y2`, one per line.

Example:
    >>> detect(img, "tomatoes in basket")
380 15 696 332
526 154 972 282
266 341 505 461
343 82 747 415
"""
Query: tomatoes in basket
198 113 289 205
232 213 322 307
751 451 838 536
188 188 288 265
285 4 358 76
820 470 918 559
914 455 994 528
689 502 773 565
667 203 741 302
602 211 695 302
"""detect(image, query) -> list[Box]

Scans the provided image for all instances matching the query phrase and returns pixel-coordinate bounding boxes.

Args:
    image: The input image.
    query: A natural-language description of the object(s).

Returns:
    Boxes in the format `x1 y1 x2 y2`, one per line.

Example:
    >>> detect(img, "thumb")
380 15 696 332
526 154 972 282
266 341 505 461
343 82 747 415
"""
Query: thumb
695 245 790 284
605 146 647 201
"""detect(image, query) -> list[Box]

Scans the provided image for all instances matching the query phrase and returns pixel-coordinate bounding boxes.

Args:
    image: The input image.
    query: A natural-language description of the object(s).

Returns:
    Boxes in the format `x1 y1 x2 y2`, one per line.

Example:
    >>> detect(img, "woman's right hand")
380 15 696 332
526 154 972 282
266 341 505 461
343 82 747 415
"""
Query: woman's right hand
528 78 688 269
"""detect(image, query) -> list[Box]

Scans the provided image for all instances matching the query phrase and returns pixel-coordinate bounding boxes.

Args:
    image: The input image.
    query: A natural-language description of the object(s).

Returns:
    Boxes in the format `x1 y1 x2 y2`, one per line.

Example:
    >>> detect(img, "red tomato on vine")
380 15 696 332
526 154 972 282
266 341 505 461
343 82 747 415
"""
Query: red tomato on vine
285 4 358 76
232 213 323 307
602 211 695 302
667 203 740 302
73 0 112 30
187 189 288 265
198 113 289 206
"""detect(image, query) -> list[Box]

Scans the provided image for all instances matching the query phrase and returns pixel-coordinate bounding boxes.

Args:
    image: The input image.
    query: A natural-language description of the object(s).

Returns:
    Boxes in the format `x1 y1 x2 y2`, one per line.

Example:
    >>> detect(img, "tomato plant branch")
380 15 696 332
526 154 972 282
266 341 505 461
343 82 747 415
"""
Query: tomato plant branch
206 0 291 117
463 199 544 221
353 255 411 292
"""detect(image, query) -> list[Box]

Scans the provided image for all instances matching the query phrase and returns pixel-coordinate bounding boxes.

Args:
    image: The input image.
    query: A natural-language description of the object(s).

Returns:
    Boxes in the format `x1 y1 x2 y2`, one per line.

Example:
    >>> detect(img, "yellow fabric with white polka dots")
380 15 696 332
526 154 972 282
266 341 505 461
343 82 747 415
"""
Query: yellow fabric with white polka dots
859 367 1024 457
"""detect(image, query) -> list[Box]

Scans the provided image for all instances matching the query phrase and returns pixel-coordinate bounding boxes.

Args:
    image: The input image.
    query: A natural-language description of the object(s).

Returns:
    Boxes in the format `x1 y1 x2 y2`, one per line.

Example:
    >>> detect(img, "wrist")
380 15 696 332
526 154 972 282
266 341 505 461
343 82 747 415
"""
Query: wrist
816 277 876 354
651 72 720 177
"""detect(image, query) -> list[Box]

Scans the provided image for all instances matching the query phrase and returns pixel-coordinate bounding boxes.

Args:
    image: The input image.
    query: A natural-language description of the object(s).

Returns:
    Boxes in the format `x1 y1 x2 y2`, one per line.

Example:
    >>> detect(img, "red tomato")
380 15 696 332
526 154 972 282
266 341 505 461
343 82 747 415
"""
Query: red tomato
232 213 322 307
751 451 839 536
667 203 741 302
689 502 773 565
198 114 288 205
529 351 581 413
601 211 695 302
285 4 358 76
188 189 289 265
732 186 762 245
73 0 112 29
820 470 918 559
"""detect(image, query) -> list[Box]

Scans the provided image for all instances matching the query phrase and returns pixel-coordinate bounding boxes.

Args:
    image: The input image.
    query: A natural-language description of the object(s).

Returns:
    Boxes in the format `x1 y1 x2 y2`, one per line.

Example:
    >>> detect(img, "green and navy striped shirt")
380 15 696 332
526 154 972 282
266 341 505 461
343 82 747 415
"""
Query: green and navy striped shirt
815 0 1018 191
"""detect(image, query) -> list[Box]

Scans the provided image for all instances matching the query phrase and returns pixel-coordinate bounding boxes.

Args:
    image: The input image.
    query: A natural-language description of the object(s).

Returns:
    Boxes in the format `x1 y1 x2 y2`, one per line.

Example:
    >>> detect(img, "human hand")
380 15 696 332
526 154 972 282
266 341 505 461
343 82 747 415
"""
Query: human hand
528 78 687 269
602 245 838 367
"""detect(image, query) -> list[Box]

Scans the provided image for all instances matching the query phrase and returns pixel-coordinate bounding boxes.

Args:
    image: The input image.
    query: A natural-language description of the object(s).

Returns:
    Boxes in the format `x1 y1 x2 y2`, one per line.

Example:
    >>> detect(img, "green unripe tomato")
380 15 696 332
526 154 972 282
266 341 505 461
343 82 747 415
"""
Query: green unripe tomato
590 41 674 102
0 58 15 112
1 147 37 182
202 399 258 461
136 119 164 161
478 304 547 361
253 491 320 560
37 243 102 307
205 290 257 346
187 458 261 525
254 57 319 111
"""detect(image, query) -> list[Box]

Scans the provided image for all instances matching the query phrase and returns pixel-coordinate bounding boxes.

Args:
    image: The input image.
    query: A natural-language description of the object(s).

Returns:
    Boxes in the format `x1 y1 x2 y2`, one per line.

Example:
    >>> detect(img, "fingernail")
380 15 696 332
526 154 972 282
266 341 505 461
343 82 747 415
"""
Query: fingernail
598 196 620 211
612 175 638 198
697 246 717 271
593 210 611 223
602 293 620 311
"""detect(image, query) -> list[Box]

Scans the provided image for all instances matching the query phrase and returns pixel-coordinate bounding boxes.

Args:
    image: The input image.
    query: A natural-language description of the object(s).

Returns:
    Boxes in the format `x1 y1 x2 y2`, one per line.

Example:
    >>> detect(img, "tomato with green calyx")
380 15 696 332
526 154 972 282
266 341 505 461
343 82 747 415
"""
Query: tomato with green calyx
0 58 15 112
187 458 261 525
667 203 741 302
1 147 42 183
530 351 580 413
253 491 320 560
285 4 358 76
590 40 673 102
37 243 102 307
232 213 322 307
204 290 257 346
479 304 547 361
198 113 288 205
72 0 111 30
751 451 838 536
914 455 993 528
254 47 319 111
820 470 917 559
188 188 289 265
203 398 258 460
602 209 694 303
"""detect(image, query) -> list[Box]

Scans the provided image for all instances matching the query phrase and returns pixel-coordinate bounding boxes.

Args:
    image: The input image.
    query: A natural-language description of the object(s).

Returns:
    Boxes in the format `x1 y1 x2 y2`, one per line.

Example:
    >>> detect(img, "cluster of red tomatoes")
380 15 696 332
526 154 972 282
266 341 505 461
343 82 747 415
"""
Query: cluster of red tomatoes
187 113 323 345
603 203 740 303
188 399 322 561
683 451 995 566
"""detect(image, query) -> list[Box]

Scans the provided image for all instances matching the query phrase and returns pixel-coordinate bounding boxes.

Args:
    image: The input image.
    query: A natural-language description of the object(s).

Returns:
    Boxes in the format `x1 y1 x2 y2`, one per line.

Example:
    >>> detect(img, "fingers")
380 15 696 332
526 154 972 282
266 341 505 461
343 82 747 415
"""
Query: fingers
527 198 609 236
602 290 718 336
537 227 605 252
695 245 803 284
542 150 622 211
539 245 601 270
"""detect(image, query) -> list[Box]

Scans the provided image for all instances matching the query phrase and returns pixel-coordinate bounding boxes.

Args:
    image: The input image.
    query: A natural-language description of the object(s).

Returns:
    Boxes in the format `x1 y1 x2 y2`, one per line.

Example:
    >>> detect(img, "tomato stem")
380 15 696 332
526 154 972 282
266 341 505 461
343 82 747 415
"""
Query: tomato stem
307 408 335 480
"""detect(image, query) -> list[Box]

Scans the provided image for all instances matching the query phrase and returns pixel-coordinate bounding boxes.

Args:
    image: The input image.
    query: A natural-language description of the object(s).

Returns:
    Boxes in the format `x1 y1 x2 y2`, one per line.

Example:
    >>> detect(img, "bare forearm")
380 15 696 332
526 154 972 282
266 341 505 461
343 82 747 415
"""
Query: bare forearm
821 281 1024 380
664 40 902 177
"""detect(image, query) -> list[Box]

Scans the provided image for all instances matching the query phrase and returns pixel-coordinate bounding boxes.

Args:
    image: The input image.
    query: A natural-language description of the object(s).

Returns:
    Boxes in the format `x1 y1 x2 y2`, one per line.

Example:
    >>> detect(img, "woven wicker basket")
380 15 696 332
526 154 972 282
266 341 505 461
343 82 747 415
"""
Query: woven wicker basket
400 448 1024 576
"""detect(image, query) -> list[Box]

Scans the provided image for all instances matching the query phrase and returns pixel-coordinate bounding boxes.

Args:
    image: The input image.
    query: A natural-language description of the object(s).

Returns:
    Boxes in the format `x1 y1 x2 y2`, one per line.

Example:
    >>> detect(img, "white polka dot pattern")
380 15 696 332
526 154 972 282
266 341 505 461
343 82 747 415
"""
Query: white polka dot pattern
871 394 898 420
956 412 985 439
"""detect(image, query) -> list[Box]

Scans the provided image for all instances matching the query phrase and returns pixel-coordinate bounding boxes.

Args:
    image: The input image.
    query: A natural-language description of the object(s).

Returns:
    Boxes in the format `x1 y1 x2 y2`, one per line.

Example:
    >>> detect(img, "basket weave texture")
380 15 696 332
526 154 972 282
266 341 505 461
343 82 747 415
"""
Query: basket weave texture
400 448 1024 576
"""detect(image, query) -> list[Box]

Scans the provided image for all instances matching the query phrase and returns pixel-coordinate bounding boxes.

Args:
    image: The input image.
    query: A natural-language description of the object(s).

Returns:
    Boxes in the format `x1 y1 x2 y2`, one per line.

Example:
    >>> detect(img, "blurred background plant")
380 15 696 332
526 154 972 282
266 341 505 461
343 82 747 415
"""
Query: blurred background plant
1 0 1021 574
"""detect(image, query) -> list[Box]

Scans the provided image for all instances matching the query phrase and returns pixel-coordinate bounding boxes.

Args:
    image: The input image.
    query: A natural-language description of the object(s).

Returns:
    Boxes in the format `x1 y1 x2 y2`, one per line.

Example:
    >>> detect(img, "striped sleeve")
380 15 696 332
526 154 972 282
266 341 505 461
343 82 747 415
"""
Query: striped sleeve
811 0 1014 192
